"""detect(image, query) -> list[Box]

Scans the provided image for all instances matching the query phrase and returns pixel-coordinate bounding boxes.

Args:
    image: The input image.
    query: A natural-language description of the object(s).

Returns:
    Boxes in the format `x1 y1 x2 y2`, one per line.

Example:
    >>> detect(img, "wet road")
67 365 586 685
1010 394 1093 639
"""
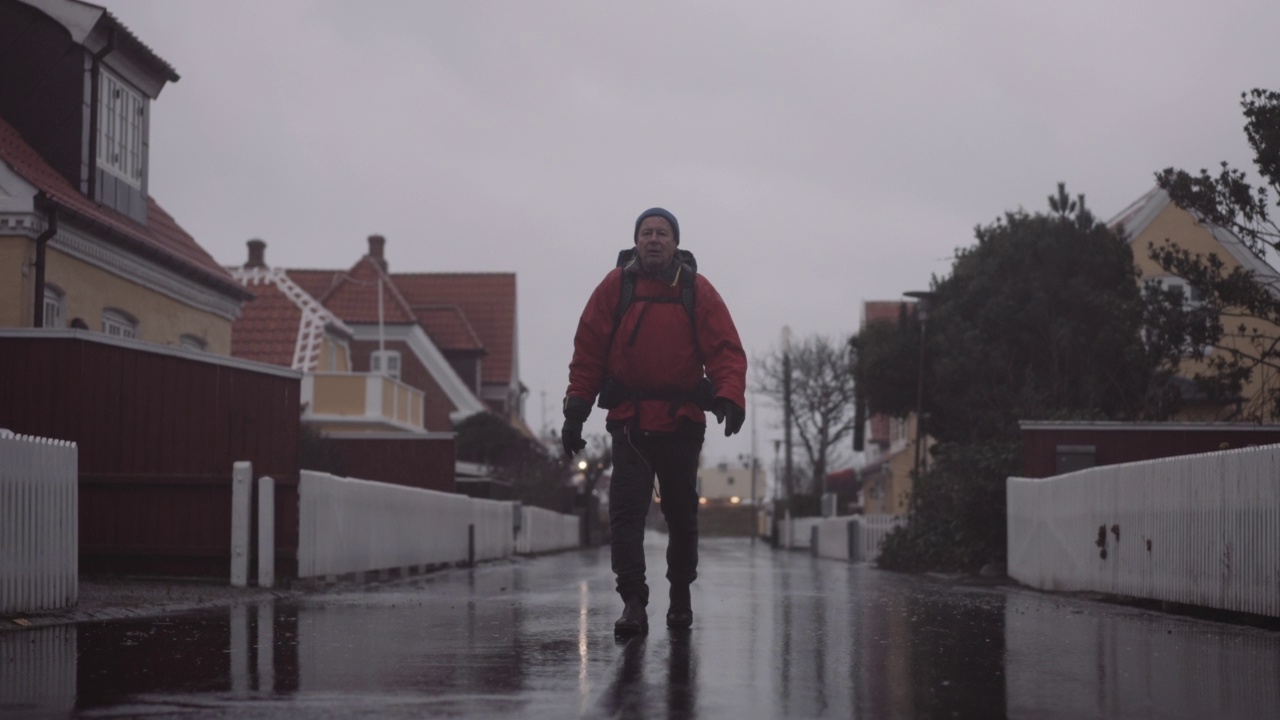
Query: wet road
4 537 1279 719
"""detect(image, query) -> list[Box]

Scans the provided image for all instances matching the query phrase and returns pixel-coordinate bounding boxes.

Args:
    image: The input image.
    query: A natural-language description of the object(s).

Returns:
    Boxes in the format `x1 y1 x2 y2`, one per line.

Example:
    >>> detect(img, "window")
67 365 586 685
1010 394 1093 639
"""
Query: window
371 350 401 380
1150 276 1213 357
179 334 207 351
42 285 64 328
97 69 145 187
102 309 138 339
1152 276 1204 306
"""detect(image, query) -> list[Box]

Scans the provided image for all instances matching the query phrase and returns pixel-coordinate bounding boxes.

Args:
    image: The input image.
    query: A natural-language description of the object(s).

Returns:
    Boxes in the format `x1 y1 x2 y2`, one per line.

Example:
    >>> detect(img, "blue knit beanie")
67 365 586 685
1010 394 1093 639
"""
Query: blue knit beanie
634 207 679 245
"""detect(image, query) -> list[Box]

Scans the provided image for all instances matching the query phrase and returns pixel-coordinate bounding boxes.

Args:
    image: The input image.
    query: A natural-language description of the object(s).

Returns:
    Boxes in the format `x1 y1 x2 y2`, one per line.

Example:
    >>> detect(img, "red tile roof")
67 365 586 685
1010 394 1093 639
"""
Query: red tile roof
279 258 517 388
227 265 351 371
393 273 516 386
308 257 417 325
0 115 247 300
413 305 485 352
228 270 302 368
286 270 334 298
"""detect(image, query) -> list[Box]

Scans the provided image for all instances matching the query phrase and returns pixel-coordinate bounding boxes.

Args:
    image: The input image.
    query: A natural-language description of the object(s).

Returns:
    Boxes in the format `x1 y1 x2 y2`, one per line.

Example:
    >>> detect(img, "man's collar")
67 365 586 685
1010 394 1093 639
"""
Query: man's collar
624 255 681 285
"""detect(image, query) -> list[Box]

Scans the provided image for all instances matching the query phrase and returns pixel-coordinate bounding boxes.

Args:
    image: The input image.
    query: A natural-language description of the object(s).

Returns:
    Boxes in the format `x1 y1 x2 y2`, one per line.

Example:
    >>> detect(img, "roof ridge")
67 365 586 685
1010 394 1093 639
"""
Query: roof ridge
391 271 515 278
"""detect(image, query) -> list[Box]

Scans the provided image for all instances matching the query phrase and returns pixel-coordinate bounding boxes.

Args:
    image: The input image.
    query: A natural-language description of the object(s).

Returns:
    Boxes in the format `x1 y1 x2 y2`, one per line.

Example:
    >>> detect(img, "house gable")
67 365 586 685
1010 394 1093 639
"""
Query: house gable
1109 187 1280 420
346 323 487 424
413 304 486 395
393 272 521 416
244 236 509 428
1109 187 1280 289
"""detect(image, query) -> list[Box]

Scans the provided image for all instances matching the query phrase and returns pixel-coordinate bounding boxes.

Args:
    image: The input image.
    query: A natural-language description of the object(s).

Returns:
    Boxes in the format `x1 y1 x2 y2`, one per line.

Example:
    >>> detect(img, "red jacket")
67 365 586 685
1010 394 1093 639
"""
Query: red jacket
567 262 747 432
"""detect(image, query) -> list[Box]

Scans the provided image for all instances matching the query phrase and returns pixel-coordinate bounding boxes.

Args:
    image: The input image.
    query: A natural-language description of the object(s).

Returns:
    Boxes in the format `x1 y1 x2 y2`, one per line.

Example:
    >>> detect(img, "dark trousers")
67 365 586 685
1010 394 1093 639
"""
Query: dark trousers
609 428 703 605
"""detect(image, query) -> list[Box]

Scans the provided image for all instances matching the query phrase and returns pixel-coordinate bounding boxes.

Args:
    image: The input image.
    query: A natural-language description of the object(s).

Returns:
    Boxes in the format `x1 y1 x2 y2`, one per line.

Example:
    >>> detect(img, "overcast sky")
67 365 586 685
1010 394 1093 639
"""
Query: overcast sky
106 0 1278 474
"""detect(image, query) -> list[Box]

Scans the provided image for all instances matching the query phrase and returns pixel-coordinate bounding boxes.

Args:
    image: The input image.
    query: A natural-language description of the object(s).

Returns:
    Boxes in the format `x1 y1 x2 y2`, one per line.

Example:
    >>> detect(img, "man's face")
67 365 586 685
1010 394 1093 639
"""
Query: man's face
636 216 676 273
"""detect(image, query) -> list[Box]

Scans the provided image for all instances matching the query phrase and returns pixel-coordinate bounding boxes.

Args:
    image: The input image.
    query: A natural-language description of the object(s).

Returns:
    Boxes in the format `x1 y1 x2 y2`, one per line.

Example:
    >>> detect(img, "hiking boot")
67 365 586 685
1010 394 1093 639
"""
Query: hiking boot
614 596 648 636
667 584 693 630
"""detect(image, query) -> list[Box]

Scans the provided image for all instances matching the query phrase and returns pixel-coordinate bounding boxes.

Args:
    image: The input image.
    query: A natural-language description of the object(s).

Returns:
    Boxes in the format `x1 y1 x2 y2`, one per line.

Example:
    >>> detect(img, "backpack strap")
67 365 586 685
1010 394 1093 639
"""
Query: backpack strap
611 248 696 332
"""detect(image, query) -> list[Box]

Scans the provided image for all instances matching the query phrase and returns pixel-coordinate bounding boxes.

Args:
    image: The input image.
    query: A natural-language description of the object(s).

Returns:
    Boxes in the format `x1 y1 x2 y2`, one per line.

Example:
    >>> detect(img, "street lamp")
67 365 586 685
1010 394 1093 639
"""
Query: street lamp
903 291 937 480
781 326 793 504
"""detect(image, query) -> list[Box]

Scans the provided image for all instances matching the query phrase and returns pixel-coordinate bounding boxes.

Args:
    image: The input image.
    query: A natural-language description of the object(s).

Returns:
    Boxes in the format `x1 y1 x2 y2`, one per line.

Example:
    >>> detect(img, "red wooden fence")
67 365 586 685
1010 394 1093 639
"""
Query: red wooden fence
0 330 301 578
325 432 457 493
1019 420 1280 478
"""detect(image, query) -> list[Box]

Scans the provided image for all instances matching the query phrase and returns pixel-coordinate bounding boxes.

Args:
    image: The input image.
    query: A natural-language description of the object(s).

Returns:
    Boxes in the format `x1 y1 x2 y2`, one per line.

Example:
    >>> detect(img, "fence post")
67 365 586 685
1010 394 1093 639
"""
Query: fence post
258 476 275 589
467 523 475 567
848 518 858 562
231 462 251 587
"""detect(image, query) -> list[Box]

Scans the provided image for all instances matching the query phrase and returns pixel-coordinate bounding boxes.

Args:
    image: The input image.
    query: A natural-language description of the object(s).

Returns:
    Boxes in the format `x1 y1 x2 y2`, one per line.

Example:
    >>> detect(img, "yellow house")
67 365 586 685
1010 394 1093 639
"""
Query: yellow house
1109 187 1280 421
0 0 250 349
851 300 930 518
857 413 921 516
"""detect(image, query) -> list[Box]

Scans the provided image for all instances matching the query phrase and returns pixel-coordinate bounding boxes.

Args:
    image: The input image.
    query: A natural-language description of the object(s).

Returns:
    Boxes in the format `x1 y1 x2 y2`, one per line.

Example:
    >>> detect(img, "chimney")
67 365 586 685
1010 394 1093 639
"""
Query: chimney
245 238 266 268
368 234 387 271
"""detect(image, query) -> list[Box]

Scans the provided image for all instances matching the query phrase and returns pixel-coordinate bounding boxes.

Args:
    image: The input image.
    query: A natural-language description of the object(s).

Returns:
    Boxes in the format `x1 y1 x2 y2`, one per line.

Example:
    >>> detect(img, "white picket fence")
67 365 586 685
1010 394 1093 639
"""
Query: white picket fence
778 514 823 550
0 432 78 614
1008 444 1280 618
297 470 579 578
0 625 75 712
516 505 580 555
812 514 906 562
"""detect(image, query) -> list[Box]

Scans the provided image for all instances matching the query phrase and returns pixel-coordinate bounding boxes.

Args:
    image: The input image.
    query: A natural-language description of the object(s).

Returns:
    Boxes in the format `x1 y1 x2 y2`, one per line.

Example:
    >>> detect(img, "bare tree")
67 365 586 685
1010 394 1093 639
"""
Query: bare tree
754 333 857 497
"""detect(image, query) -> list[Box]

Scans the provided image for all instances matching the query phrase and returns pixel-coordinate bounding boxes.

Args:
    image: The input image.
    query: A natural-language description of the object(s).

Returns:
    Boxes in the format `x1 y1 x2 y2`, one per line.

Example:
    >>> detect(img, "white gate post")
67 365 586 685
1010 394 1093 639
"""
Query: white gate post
231 461 251 587
257 476 275 589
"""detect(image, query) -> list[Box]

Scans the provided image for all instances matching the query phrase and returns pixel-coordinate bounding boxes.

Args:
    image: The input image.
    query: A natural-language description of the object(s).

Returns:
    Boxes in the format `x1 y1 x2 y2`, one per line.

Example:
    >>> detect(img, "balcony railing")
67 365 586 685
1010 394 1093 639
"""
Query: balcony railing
301 372 425 432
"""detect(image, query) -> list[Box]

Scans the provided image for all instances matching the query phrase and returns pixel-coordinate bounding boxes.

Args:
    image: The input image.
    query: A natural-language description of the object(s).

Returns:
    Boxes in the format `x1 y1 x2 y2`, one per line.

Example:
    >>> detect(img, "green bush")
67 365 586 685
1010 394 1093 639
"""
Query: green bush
876 440 1018 573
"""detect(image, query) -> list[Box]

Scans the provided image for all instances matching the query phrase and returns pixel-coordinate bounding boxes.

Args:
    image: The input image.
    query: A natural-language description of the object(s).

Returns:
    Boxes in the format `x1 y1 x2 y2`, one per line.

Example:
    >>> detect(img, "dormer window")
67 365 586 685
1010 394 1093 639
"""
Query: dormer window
98 69 145 188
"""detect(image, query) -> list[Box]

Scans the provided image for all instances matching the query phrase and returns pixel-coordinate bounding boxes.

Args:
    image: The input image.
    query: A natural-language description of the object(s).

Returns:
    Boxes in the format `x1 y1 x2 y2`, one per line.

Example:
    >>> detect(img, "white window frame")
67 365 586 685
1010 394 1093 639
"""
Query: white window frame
42 284 65 329
97 69 145 187
102 308 138 339
1153 276 1204 307
1151 276 1213 357
179 334 207 351
371 350 401 380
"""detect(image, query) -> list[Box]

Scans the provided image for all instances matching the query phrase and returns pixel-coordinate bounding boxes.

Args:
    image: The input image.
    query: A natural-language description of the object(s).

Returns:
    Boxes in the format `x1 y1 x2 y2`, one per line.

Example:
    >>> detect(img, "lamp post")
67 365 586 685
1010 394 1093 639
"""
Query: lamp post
781 326 793 504
903 291 937 480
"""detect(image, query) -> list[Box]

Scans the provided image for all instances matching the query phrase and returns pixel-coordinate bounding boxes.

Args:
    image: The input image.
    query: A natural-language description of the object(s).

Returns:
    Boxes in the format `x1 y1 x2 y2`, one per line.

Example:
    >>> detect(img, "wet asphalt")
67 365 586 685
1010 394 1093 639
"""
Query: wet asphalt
3 536 1280 719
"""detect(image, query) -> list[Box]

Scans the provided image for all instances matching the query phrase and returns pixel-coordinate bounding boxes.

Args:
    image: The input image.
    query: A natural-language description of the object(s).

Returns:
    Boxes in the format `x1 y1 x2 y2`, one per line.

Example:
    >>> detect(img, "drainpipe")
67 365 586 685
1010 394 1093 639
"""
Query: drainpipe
32 205 58 328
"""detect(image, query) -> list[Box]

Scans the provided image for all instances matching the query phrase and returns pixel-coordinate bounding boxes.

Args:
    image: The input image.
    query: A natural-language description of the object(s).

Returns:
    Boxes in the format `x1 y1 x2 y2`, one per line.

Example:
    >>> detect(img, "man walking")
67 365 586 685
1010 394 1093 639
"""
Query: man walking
563 207 747 635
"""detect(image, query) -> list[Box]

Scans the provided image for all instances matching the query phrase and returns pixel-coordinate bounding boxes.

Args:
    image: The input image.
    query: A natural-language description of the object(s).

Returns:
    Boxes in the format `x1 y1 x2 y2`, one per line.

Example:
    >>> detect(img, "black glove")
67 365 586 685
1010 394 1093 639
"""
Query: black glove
712 398 745 437
561 396 591 457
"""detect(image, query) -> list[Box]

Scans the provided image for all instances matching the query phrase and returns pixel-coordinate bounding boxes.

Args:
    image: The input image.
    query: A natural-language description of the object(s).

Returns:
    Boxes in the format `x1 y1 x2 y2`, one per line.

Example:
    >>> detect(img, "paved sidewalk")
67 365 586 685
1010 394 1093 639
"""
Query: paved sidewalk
2 577 303 632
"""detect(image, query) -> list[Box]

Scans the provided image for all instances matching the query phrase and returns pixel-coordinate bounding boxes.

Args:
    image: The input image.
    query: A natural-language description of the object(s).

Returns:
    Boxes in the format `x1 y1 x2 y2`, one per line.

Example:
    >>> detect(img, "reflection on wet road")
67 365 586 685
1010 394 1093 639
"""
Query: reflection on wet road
3 537 1279 718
